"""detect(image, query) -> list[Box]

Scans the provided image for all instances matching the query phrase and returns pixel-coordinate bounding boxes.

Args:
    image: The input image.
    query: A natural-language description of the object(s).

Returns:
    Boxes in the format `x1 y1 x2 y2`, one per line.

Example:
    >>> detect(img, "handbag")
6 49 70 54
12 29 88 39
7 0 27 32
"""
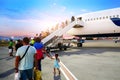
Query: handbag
34 68 42 80
14 72 20 80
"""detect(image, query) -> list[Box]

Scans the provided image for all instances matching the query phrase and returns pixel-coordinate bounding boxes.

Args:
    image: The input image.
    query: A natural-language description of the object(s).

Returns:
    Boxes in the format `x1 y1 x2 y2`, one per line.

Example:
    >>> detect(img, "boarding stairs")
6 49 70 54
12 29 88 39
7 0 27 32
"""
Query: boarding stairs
46 36 62 47
42 20 84 46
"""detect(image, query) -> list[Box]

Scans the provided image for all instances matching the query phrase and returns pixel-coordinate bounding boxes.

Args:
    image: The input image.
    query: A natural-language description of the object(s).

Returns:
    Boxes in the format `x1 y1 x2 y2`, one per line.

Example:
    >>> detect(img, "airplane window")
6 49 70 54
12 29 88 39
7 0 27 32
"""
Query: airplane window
78 17 82 20
110 16 112 18
106 16 108 19
117 15 119 18
103 17 105 19
99 17 101 20
113 15 115 18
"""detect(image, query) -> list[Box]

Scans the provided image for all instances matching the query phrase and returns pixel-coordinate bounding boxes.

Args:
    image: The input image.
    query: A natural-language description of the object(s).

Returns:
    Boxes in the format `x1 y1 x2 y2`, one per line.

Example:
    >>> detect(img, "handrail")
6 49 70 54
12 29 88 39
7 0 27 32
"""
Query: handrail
42 29 61 44
42 20 84 45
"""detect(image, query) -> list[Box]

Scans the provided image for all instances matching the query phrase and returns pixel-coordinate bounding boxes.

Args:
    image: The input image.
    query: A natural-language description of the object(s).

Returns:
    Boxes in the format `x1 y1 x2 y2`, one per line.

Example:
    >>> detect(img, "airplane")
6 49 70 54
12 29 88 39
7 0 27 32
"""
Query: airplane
42 7 120 48
66 7 120 37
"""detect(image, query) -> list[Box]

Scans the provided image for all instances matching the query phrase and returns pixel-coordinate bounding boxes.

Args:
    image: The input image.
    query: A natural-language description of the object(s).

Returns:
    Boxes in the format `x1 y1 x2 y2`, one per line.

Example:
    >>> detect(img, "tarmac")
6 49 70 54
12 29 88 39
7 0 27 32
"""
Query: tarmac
0 40 120 80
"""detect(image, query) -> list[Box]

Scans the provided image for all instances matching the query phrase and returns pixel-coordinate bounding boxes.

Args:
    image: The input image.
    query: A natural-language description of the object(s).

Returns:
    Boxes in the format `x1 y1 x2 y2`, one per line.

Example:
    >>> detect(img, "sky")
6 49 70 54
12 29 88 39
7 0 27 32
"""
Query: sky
0 0 120 37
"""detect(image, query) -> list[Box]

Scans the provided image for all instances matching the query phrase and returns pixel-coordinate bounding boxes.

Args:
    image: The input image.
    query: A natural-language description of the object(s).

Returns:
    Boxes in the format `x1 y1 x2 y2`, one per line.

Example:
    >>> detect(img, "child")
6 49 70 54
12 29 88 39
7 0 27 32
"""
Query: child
53 53 60 75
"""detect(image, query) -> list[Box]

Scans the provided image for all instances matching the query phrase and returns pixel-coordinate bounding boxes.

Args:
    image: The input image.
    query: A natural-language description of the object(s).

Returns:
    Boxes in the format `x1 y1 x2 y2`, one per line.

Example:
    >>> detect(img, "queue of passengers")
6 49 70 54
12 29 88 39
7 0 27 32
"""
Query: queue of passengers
13 37 51 80
8 36 61 80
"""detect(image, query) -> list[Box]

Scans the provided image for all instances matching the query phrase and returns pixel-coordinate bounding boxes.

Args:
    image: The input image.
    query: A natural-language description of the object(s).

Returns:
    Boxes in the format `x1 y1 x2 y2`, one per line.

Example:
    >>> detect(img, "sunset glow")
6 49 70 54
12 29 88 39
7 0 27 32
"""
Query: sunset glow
0 0 120 37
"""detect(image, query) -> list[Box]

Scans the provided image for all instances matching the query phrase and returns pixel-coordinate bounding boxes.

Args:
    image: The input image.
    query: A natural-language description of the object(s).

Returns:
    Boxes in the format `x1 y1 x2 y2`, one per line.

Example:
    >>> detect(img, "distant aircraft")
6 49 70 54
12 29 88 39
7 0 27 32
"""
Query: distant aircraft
66 7 120 37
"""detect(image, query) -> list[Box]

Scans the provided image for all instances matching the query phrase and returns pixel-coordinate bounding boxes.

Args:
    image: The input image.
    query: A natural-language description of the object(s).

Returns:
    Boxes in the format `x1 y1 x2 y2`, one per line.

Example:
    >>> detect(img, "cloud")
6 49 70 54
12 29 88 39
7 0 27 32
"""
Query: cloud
0 6 76 37
70 11 75 15
61 6 66 12
53 2 57 6
0 4 79 36
0 12 70 36
80 9 88 12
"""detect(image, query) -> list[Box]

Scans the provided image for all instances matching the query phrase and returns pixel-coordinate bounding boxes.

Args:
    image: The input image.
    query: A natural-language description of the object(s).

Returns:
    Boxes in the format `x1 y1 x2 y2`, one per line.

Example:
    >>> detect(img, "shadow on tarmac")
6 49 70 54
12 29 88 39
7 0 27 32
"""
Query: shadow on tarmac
0 68 14 78
54 47 120 57
54 75 61 80
0 56 15 60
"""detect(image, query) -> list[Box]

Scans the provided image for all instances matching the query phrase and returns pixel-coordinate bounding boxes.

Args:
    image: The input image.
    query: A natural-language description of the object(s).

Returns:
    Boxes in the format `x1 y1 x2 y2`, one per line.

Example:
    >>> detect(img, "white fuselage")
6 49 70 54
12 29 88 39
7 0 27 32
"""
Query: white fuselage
67 8 120 36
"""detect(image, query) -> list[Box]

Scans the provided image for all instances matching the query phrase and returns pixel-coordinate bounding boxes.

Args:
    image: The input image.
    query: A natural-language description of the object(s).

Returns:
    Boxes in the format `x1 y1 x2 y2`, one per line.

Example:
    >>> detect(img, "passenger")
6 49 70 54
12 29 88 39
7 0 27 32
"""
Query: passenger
15 39 23 51
30 38 35 46
58 42 63 50
52 53 60 75
71 16 75 22
15 37 37 80
8 39 14 56
33 37 51 71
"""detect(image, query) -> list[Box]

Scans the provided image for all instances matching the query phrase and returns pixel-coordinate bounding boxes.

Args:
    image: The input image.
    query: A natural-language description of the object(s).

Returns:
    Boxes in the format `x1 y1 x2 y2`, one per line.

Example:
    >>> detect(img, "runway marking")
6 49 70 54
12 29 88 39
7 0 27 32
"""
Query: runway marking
60 62 78 80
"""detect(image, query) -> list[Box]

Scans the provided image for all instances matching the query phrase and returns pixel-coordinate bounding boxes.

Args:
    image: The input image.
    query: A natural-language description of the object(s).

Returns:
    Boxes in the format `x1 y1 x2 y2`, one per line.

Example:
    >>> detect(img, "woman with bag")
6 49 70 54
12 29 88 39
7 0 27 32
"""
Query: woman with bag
33 37 51 71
